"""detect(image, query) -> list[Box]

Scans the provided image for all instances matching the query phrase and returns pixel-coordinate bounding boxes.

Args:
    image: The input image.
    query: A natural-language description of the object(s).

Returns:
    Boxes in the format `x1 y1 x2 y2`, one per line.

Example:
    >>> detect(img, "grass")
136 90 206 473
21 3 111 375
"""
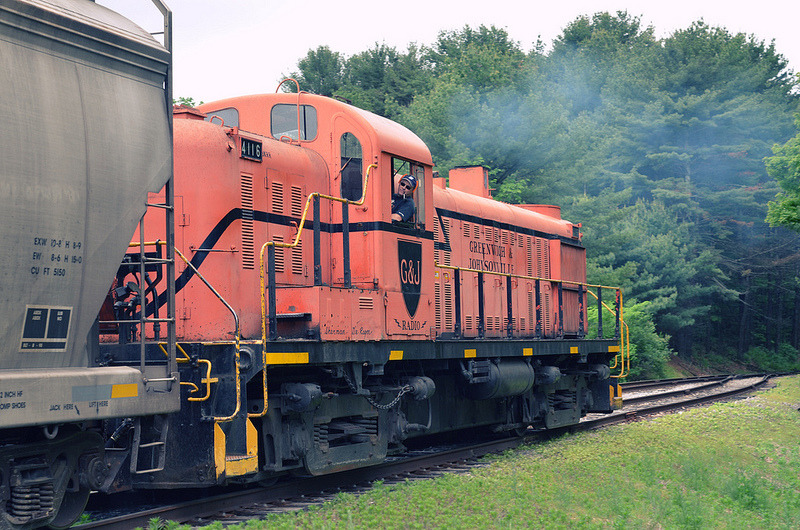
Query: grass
152 376 800 529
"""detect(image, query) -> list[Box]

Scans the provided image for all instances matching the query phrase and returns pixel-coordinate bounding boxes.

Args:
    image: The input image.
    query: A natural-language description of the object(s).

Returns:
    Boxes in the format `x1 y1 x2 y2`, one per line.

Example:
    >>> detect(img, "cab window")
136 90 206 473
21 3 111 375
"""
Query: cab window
271 104 317 141
204 107 239 128
340 132 362 201
391 157 425 229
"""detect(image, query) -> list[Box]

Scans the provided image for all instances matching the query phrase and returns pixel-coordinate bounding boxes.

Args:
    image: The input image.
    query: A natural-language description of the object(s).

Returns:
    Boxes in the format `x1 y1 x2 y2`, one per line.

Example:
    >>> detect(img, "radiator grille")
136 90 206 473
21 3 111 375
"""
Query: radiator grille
272 235 285 273
241 174 255 269
535 237 550 278
527 290 535 332
444 282 453 330
527 237 533 277
434 282 442 329
271 181 284 214
290 185 303 217
291 240 303 275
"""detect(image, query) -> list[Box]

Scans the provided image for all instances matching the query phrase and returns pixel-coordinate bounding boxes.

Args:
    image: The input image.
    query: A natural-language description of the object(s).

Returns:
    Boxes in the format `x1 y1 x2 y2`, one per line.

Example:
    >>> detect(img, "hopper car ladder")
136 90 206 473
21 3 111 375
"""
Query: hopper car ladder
99 0 177 476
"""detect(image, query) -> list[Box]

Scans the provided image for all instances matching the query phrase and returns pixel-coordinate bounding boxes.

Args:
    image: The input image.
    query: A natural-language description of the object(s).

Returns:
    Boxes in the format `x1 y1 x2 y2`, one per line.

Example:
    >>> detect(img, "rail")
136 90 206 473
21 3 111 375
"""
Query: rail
254 163 375 416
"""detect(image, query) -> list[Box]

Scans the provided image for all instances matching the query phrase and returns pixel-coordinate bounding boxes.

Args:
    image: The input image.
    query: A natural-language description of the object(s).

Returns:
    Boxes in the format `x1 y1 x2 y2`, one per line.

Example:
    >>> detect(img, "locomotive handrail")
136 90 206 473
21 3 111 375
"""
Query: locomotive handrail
157 342 216 402
254 163 377 415
100 237 177 382
586 289 629 379
173 247 242 422
434 261 627 371
121 240 239 415
275 78 305 144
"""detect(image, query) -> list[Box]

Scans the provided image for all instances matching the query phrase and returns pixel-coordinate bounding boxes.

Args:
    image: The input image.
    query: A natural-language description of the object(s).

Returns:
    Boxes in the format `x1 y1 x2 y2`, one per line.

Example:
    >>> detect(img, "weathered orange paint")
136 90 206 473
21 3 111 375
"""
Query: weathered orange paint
129 93 585 343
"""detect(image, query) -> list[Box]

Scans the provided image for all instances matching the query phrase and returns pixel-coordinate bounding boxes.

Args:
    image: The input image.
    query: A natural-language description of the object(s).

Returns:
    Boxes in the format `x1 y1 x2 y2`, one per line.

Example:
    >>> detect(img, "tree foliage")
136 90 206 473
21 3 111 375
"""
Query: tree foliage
766 113 800 230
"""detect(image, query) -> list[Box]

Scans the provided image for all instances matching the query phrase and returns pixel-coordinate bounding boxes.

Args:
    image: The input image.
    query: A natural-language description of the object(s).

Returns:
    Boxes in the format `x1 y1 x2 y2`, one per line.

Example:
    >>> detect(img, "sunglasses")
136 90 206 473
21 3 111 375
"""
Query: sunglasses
399 182 413 189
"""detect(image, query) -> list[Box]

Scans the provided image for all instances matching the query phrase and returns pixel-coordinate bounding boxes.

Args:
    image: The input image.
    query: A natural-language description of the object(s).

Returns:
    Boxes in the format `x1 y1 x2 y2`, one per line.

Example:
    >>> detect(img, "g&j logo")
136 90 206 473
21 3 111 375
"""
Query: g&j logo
397 240 422 317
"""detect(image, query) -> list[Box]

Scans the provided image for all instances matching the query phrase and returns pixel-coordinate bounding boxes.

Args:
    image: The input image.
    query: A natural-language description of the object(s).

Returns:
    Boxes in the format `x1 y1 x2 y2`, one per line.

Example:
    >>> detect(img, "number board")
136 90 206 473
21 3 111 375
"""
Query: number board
241 138 262 162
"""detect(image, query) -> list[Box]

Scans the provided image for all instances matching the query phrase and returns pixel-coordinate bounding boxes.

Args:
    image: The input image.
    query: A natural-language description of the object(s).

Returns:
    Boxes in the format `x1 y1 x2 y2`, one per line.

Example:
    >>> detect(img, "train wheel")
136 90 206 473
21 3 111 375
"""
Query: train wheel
47 482 90 529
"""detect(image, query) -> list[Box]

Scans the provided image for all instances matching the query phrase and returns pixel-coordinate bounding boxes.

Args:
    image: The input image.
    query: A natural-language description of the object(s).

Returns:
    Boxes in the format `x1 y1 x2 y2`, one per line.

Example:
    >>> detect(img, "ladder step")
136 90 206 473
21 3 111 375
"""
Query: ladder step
226 454 256 462
276 312 312 321
138 441 165 449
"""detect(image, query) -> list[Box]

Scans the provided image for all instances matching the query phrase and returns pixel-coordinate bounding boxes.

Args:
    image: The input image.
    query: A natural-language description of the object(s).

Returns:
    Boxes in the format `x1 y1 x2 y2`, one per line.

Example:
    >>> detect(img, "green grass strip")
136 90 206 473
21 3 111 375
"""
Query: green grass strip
160 376 800 530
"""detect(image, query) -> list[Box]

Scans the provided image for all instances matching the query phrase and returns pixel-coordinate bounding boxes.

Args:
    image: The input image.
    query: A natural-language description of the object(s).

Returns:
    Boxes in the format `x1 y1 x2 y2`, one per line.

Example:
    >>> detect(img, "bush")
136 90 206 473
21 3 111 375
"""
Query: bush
588 300 673 380
744 344 800 372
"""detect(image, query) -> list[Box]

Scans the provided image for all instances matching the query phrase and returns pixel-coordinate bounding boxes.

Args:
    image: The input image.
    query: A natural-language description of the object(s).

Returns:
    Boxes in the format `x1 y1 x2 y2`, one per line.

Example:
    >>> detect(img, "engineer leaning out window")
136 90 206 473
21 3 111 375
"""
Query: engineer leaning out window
391 174 417 223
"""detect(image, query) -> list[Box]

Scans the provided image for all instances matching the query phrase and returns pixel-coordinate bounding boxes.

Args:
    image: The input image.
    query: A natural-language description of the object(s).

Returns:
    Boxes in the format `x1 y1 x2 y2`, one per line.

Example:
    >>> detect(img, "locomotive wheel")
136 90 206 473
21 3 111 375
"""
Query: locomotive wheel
47 484 90 529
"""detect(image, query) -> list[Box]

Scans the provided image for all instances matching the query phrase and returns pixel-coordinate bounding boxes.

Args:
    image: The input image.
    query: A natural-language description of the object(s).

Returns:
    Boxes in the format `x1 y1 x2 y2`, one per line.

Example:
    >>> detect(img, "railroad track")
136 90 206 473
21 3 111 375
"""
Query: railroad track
77 373 779 529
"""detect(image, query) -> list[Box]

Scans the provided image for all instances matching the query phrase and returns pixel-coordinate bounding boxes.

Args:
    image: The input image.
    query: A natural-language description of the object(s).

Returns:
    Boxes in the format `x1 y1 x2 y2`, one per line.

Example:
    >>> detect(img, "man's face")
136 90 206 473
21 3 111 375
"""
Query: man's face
398 179 413 197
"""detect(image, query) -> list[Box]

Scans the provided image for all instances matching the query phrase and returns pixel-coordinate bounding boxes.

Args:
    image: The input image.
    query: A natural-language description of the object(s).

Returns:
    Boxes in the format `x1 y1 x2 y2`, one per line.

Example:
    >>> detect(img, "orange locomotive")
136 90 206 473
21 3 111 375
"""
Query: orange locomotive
101 89 623 488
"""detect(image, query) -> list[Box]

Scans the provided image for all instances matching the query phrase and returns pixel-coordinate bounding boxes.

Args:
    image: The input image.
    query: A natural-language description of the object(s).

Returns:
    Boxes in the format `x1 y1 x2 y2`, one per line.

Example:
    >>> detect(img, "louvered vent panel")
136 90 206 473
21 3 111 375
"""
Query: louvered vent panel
271 181 284 214
273 235 285 273
442 219 451 266
465 315 473 330
434 282 442 329
291 240 303 275
542 291 552 336
358 297 373 310
502 230 508 245
241 174 255 269
473 224 480 239
444 282 453 330
527 237 533 277
527 290 535 332
434 219 440 264
290 185 303 217
537 238 550 278
463 222 470 238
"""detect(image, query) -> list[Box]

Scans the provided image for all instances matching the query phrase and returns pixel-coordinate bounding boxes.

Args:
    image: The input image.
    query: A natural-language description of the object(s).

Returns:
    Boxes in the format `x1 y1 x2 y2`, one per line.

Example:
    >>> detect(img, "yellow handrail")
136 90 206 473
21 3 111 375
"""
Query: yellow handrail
157 342 216 402
125 241 233 409
173 247 242 422
586 288 629 379
435 261 628 377
256 162 378 416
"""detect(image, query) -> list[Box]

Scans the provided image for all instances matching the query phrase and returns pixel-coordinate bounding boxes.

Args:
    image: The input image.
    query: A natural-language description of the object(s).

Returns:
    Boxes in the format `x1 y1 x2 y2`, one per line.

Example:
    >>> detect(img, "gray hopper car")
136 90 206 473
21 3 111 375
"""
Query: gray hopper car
0 1 179 527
